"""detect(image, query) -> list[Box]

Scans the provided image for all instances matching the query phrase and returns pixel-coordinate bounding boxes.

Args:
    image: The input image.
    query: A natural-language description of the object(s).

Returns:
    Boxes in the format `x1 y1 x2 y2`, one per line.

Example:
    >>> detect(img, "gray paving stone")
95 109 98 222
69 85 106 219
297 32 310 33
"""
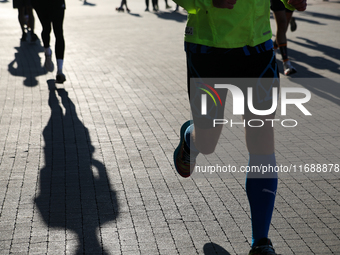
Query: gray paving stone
1 0 340 254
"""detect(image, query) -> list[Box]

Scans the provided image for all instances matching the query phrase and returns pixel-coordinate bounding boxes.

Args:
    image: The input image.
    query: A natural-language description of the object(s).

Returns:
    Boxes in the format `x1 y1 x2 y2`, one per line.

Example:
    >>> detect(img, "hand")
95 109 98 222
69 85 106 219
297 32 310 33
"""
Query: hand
212 0 237 9
288 0 307 11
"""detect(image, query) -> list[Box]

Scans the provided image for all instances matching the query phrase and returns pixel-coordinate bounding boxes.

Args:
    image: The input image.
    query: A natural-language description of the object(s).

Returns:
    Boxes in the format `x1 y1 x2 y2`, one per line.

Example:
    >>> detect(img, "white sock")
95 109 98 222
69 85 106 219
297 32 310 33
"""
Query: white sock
57 59 64 74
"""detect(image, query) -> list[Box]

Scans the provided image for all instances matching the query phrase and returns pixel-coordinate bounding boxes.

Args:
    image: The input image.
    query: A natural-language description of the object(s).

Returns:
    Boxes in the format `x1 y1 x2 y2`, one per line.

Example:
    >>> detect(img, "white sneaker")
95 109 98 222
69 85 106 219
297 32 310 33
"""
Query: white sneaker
283 60 297 76
44 50 54 72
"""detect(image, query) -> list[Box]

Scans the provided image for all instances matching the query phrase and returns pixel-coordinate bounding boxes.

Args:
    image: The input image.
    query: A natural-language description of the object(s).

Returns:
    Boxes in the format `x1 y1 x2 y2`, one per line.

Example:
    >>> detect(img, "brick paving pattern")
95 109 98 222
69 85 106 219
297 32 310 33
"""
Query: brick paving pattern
0 0 339 254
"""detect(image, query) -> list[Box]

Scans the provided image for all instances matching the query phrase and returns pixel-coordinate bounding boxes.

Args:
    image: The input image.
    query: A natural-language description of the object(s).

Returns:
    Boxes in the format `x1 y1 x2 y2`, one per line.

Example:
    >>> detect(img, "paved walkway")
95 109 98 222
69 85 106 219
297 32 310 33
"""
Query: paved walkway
0 0 339 254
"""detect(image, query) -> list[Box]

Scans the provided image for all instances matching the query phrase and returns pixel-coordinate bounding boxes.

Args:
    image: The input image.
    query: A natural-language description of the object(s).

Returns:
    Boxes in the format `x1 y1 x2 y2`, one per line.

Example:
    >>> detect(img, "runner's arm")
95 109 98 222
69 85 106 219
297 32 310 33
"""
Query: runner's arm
173 0 237 14
281 0 307 11
172 0 213 14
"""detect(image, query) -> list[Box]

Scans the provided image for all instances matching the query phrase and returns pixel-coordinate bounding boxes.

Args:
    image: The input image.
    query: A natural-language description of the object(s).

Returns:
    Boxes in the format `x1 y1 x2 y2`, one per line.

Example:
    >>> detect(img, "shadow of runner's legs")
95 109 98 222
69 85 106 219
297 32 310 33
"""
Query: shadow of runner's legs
35 80 119 254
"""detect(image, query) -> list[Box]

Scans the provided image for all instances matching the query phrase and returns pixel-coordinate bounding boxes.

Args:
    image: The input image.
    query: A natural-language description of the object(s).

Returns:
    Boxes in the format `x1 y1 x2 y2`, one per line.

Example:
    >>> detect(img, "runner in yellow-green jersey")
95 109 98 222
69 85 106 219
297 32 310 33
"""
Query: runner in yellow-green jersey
172 0 306 254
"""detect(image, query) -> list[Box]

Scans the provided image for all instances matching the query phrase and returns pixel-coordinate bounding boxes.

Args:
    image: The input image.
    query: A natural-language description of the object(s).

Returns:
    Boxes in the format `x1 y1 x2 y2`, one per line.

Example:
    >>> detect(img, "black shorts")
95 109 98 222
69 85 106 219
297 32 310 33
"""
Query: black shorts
13 0 32 9
270 0 293 12
186 42 280 129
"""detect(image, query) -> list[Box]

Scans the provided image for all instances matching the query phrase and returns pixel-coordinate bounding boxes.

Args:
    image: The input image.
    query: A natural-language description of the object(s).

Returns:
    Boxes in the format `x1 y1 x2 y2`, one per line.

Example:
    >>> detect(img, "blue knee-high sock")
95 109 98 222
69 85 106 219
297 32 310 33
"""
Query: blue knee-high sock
246 153 278 247
184 124 198 152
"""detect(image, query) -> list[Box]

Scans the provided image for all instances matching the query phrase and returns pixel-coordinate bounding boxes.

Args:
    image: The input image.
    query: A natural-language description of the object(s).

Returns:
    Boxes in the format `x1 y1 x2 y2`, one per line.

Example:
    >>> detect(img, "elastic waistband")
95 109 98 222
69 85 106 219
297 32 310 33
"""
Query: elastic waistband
185 40 273 56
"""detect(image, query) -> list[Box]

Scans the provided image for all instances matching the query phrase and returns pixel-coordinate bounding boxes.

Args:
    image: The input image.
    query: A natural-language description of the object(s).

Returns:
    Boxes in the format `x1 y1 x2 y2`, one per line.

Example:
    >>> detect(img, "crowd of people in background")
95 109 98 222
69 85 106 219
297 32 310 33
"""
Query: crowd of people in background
115 0 174 12
14 0 299 84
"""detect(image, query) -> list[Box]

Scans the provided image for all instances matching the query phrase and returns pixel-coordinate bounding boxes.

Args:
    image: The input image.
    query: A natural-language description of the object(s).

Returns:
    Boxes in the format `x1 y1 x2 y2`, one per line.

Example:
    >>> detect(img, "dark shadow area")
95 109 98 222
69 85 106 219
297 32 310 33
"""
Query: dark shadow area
83 1 96 6
293 16 326 25
275 61 340 106
282 47 339 78
8 39 47 87
292 37 340 61
302 11 340 21
273 36 340 106
290 74 340 106
35 80 119 254
203 242 232 255
154 11 187 22
270 12 326 25
128 12 142 17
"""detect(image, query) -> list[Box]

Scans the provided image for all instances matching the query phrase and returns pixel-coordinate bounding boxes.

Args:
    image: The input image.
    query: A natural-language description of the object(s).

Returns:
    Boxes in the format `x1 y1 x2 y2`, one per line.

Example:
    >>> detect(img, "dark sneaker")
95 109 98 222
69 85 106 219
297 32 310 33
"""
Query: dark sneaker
56 72 66 83
173 121 199 178
290 17 297 32
248 238 278 255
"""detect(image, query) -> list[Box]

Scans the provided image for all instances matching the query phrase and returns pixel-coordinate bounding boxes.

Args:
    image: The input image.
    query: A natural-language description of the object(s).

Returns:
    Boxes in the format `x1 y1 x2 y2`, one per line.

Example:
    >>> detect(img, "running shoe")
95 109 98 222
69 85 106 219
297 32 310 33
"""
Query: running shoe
290 17 297 32
44 50 54 72
248 238 278 255
173 121 199 178
116 7 124 12
56 72 66 84
283 60 297 76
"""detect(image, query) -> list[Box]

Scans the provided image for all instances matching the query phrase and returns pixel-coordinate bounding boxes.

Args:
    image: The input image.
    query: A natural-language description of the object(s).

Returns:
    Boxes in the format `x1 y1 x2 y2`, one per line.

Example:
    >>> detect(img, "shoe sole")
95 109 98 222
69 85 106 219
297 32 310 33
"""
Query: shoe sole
173 120 192 178
56 79 66 84
56 76 66 84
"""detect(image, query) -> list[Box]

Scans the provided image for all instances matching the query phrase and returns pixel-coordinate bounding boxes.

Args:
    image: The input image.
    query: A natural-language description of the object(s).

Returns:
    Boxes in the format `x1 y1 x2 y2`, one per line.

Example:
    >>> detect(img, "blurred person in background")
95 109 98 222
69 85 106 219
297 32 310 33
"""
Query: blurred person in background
32 0 66 83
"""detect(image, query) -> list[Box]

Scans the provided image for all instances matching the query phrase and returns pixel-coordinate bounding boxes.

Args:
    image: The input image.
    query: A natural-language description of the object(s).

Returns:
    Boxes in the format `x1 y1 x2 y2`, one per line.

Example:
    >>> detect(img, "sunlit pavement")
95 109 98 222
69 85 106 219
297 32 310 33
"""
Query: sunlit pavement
0 0 339 254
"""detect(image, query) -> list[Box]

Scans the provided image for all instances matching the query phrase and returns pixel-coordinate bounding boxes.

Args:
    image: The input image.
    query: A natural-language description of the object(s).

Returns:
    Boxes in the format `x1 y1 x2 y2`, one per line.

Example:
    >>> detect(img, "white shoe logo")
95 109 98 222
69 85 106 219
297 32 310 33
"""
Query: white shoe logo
262 189 276 196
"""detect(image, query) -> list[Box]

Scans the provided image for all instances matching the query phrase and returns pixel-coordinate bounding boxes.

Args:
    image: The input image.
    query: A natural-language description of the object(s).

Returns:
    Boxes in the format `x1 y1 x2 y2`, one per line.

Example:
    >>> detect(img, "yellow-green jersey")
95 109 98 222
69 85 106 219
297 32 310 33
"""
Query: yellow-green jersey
174 0 273 49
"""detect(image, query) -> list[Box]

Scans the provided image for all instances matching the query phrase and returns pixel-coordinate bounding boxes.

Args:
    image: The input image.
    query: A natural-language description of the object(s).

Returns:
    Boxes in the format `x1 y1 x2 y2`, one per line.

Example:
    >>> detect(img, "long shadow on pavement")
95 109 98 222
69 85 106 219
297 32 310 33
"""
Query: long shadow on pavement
302 11 340 21
274 37 340 106
276 63 340 107
278 48 339 79
8 39 47 87
128 12 142 17
83 1 96 6
35 80 119 254
203 242 232 255
154 11 187 22
292 37 340 62
293 16 327 25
